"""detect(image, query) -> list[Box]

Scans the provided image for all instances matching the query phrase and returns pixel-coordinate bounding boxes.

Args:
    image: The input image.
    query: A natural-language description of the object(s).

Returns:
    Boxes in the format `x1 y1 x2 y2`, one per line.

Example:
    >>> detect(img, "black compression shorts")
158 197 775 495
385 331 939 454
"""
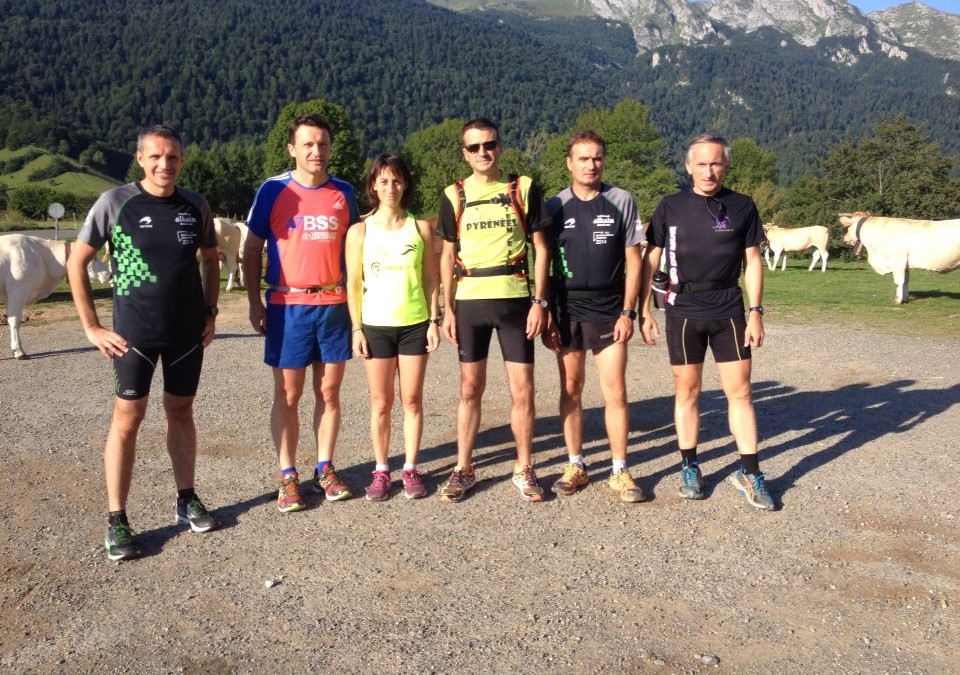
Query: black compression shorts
558 317 617 352
665 314 751 366
454 298 534 364
362 321 430 358
114 343 204 400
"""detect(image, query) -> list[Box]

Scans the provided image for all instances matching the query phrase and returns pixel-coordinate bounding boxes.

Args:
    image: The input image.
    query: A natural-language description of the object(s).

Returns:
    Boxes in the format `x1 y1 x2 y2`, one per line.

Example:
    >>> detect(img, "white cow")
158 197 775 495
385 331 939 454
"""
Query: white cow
839 211 960 304
213 217 247 291
1 234 111 359
762 223 830 272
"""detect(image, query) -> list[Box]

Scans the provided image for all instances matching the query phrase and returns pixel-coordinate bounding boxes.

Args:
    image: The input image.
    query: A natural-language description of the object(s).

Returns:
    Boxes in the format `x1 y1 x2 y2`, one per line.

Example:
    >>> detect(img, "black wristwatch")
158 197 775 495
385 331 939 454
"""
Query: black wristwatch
748 306 764 316
531 297 549 309
620 309 638 320
207 306 219 317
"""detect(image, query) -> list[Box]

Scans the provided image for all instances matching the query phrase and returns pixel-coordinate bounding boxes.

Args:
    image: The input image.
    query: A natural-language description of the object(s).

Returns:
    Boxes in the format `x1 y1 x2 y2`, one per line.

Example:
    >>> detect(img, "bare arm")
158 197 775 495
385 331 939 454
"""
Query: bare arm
439 239 459 345
67 240 127 359
526 230 551 339
743 245 764 348
417 218 441 352
345 222 369 358
639 245 662 346
614 245 642 343
199 246 220 347
242 232 266 334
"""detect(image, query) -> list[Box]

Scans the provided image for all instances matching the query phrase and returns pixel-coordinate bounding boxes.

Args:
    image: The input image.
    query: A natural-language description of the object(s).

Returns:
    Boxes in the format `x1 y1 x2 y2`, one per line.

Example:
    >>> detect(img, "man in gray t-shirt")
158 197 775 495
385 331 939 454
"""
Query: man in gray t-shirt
543 130 646 504
67 124 221 561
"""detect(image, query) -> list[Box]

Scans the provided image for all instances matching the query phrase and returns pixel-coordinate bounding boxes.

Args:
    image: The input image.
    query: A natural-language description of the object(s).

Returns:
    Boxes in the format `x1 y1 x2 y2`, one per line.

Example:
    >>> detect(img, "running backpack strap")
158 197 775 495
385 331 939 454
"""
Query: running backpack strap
454 179 467 238
507 174 526 234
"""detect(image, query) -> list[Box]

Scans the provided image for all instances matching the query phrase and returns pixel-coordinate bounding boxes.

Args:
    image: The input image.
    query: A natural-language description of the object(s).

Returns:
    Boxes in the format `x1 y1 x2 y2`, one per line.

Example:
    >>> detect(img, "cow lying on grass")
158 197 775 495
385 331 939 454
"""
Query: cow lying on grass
1 234 111 359
762 223 830 272
839 211 960 304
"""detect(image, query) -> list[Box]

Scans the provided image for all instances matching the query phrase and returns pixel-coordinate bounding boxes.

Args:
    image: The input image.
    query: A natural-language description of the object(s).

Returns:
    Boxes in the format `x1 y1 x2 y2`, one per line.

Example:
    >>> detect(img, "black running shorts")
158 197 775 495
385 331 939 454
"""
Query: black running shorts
453 298 534 364
558 317 617 352
114 343 204 400
362 320 430 359
665 313 751 366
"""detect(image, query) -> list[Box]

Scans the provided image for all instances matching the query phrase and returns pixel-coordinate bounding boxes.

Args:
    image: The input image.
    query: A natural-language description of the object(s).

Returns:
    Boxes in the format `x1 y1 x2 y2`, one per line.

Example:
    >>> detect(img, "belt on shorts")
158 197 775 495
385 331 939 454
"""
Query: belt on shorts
672 277 739 294
268 283 344 294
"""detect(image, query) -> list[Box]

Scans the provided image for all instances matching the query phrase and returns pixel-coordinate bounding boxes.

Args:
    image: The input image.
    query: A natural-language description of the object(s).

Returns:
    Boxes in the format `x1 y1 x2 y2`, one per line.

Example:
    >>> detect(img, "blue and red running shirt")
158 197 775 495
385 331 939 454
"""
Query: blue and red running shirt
246 172 360 306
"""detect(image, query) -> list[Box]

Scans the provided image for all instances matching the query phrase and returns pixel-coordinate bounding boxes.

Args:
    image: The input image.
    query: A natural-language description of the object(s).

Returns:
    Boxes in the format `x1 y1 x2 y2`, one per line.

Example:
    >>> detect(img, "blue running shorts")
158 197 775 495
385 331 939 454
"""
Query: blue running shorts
265 303 352 368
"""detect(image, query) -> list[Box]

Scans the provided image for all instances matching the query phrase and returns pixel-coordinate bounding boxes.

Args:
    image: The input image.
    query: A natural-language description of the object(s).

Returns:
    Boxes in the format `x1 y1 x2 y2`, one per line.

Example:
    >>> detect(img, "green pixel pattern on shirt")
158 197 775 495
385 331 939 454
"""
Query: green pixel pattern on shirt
111 227 157 296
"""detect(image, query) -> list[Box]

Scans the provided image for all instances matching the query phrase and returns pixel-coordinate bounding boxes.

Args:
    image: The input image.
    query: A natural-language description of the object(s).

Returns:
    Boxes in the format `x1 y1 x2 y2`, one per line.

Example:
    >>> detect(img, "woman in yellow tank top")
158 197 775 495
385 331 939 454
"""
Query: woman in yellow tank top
345 154 441 500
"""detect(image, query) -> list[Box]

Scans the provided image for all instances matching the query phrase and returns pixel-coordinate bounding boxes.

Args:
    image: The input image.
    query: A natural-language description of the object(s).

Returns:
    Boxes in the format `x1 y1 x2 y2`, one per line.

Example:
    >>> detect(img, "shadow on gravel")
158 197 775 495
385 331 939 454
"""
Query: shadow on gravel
5 345 100 360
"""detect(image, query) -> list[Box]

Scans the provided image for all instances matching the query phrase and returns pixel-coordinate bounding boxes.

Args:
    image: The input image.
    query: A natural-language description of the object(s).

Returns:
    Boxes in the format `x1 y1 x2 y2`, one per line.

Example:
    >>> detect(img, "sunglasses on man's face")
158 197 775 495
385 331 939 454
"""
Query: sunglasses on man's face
463 140 499 154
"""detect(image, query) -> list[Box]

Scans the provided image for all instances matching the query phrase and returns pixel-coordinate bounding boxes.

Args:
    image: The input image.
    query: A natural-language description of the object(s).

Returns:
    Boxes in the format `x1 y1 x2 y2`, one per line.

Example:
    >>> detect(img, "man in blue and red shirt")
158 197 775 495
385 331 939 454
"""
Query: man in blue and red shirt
244 114 361 513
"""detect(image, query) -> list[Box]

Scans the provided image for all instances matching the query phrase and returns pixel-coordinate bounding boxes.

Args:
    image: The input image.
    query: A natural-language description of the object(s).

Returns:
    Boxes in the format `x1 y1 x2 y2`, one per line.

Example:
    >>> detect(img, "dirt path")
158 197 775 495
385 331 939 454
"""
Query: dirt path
1 293 957 674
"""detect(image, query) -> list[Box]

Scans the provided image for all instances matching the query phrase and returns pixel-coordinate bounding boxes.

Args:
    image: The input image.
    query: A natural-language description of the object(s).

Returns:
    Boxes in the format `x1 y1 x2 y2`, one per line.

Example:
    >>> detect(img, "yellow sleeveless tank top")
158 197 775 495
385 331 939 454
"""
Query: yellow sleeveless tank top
361 215 429 326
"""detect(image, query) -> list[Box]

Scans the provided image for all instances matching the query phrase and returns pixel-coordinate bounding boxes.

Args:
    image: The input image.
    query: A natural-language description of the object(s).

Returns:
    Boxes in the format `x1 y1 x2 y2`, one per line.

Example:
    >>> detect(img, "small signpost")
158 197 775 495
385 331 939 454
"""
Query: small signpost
48 202 65 241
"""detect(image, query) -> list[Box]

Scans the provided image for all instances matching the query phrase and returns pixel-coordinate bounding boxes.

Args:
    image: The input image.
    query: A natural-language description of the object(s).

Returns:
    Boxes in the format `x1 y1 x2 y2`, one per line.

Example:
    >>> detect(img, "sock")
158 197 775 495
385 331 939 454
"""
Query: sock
515 462 532 473
680 448 698 467
455 464 474 475
176 487 196 505
280 466 298 478
611 459 627 473
403 463 416 472
108 510 129 527
375 463 390 473
569 454 585 467
740 453 760 476
317 460 331 475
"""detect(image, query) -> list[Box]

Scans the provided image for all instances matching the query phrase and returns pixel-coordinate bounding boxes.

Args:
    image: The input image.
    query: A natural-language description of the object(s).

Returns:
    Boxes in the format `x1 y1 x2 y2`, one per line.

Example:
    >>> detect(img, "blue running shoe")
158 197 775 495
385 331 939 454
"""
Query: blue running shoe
729 470 774 511
679 465 704 500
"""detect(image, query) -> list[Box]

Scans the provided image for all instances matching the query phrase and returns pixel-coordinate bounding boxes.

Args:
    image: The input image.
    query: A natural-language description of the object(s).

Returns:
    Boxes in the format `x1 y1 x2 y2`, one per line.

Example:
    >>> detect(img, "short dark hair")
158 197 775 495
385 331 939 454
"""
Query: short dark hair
461 117 500 145
686 133 731 164
366 153 415 211
137 124 183 152
287 114 333 145
567 130 607 157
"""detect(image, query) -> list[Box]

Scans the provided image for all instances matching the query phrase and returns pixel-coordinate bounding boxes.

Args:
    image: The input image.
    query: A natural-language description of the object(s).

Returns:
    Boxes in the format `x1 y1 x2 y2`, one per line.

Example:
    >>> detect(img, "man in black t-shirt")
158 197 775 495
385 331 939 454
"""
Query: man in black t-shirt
68 125 221 561
543 130 646 503
639 133 773 511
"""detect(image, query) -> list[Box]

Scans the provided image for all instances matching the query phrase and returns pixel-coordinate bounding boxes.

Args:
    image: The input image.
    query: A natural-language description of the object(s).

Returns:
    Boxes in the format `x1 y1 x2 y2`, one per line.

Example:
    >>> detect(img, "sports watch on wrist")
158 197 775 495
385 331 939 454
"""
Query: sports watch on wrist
207 306 219 317
620 309 638 320
748 305 764 316
531 297 549 309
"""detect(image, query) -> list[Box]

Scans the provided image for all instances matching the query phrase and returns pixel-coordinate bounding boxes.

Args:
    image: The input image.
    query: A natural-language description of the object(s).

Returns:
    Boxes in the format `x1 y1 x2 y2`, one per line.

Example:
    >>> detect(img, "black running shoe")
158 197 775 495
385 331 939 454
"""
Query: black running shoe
105 522 141 561
175 496 218 533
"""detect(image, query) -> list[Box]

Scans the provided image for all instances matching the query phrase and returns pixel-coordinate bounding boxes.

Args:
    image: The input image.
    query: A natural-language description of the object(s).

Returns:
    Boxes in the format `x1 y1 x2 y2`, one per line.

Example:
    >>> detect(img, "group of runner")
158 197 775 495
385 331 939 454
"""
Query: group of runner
68 115 773 562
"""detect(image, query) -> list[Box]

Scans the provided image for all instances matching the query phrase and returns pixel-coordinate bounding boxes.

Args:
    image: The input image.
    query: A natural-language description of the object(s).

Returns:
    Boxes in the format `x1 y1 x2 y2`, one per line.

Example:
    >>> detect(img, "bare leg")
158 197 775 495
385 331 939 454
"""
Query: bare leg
365 356 398 467
594 342 629 463
104 396 149 511
672 363 704 449
312 360 346 463
164 392 198 490
716 359 758 455
557 349 586 457
271 367 306 471
397 353 428 466
504 361 536 466
456 360 487 468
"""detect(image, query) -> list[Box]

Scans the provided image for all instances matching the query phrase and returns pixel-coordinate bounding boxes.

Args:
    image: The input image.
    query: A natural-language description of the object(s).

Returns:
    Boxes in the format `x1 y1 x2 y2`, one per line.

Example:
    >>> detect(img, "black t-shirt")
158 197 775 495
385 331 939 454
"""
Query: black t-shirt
646 188 763 320
78 182 216 346
546 184 644 321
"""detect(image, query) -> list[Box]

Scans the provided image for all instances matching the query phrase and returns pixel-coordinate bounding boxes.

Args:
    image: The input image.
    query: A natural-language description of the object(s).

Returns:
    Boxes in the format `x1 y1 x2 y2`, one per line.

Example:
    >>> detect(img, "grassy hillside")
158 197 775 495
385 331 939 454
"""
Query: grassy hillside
0 147 119 196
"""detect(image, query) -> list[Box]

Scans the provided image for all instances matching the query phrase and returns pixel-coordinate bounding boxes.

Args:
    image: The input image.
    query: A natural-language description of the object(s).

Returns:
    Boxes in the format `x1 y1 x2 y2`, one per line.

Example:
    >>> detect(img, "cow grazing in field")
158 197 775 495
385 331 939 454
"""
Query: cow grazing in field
213 217 248 291
1 234 111 359
839 212 960 304
762 223 830 272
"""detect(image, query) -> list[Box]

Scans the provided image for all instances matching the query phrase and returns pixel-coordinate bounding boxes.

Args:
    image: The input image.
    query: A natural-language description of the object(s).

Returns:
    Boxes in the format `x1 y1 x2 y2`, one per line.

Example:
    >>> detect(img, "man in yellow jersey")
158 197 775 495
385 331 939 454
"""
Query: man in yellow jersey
437 118 552 502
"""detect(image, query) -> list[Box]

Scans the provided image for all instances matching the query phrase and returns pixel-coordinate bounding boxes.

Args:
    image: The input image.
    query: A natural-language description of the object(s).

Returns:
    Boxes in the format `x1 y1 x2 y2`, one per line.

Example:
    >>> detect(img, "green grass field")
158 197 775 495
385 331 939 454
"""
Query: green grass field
760 258 960 337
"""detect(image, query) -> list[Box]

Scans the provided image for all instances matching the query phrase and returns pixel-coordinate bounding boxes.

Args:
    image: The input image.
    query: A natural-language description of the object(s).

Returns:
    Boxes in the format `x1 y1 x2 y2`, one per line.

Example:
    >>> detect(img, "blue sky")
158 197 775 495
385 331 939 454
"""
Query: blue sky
851 0 959 12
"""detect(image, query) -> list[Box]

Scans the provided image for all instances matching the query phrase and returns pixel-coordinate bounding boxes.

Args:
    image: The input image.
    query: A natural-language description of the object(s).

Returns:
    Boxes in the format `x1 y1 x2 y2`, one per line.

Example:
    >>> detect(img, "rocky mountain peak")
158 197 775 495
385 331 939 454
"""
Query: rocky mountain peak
585 0 717 51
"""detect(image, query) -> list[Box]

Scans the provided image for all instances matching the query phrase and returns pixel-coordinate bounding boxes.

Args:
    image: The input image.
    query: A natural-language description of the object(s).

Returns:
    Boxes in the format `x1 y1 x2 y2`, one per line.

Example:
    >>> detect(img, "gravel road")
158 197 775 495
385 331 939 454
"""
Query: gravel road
1 293 957 674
